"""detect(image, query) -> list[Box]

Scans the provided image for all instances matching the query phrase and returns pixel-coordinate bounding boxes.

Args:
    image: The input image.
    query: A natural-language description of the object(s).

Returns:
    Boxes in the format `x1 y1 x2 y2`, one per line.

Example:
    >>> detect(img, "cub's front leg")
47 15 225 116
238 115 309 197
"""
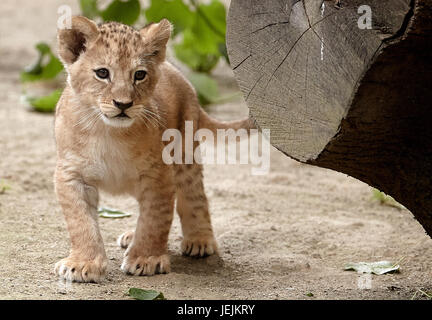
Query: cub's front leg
175 163 218 257
121 171 175 276
54 166 107 282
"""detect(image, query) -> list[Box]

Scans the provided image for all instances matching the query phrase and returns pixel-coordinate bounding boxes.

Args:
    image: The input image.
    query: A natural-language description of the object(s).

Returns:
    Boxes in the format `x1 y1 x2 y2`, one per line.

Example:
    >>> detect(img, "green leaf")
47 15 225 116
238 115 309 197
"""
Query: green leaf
98 207 132 219
190 0 226 55
25 89 62 113
21 43 64 82
194 0 226 39
344 261 400 275
80 0 100 19
171 0 227 73
174 29 220 73
128 288 166 300
187 72 219 105
145 0 194 36
305 292 314 297
189 18 220 56
101 0 141 25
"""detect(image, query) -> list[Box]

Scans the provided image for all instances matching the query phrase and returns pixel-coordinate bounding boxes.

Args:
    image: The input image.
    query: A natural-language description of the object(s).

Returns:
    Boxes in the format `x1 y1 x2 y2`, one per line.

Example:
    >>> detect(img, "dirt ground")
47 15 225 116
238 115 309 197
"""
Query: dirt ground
1 0 431 300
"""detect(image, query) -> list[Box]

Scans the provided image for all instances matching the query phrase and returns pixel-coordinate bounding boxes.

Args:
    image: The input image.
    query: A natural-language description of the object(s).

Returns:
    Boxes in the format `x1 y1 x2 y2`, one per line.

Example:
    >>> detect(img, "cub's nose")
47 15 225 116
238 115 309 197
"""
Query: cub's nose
113 100 133 111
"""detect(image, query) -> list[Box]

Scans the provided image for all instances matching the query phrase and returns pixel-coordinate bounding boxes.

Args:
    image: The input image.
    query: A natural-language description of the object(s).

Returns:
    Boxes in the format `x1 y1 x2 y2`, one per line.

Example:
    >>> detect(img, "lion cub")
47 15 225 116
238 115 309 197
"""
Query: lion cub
54 16 252 282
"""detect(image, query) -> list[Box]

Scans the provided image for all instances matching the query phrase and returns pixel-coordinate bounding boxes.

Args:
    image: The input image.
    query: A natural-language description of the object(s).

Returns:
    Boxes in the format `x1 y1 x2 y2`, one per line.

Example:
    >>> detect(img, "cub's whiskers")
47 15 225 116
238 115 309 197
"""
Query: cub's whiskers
140 108 166 128
74 109 102 131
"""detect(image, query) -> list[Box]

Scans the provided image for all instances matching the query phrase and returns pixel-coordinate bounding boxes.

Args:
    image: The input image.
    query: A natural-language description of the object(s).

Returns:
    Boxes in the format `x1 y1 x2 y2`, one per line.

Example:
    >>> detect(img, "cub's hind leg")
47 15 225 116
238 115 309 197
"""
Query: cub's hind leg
117 230 134 249
175 163 218 257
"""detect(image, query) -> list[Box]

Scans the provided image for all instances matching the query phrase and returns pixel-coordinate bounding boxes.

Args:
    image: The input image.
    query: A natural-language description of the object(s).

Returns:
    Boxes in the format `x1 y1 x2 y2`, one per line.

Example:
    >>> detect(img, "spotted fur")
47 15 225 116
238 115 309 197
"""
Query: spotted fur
53 16 252 282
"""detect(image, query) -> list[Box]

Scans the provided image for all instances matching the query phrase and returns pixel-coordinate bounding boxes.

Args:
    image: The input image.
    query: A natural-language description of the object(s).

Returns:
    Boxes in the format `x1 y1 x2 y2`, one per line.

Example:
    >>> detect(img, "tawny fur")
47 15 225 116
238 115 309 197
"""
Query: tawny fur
53 16 253 282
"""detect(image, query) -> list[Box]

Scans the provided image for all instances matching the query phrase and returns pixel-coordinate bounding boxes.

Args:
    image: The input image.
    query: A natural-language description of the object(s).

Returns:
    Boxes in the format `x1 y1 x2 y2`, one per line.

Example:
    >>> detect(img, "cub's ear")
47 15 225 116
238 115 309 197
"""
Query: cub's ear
140 19 172 62
57 16 99 66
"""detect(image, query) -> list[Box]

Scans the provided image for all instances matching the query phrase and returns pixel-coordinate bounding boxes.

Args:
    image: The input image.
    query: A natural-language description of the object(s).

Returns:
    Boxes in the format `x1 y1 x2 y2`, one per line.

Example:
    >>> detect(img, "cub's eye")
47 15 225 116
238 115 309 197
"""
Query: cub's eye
134 70 147 81
94 68 110 79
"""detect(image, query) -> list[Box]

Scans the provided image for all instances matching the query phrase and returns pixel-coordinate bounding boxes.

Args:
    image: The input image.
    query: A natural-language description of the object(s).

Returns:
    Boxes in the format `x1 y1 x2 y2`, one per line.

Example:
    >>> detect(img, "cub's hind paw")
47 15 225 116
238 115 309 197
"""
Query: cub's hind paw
54 256 107 283
121 253 170 276
117 230 134 249
181 234 218 257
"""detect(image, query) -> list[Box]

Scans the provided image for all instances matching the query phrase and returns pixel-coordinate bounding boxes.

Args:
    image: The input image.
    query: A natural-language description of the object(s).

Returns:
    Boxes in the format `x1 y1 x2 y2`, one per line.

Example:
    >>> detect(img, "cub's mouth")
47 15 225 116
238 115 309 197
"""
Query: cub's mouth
99 103 135 128
115 112 130 118
101 112 135 128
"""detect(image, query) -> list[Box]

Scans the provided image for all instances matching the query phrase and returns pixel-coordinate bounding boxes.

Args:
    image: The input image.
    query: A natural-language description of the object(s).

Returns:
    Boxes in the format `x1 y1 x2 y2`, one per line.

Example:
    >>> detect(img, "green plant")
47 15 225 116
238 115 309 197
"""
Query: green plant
371 188 405 209
22 0 230 112
411 289 432 300
25 89 63 113
0 180 11 194
145 0 227 73
21 43 63 83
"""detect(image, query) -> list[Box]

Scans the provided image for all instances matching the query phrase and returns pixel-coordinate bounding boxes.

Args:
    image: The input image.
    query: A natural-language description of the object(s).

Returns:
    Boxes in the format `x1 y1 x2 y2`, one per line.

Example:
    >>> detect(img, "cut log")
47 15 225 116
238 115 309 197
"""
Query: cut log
227 0 432 236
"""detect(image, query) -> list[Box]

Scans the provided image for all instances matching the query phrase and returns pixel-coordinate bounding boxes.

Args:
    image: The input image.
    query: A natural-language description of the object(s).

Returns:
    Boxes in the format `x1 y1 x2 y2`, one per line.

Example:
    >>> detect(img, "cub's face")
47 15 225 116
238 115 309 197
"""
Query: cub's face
58 17 171 128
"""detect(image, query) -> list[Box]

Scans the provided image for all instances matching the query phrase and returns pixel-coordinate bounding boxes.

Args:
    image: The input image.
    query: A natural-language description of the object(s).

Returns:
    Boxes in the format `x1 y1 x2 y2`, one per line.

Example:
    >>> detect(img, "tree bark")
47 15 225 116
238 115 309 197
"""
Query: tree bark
227 0 432 236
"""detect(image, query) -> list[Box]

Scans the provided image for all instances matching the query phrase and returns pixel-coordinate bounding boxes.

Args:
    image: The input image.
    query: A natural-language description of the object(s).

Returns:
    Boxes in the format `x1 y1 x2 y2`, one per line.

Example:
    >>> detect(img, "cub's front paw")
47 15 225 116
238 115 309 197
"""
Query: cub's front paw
181 234 218 257
54 256 107 283
121 252 170 276
117 230 134 249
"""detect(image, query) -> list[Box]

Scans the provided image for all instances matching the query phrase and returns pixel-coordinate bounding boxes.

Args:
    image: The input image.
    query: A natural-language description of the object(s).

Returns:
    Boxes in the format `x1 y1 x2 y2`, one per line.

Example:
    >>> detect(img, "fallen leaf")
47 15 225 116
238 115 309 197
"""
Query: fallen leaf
98 207 132 219
344 261 400 275
372 188 406 210
128 288 165 300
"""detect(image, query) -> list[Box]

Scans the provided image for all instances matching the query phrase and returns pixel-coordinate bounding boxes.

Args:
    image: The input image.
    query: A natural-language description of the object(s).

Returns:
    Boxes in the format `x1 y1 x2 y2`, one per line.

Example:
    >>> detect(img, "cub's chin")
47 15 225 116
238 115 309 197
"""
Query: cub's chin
102 114 135 128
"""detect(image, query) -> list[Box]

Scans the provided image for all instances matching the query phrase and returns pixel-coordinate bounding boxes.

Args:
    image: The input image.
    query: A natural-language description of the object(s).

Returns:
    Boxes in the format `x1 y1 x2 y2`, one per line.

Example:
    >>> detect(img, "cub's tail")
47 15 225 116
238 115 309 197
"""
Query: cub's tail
198 108 256 133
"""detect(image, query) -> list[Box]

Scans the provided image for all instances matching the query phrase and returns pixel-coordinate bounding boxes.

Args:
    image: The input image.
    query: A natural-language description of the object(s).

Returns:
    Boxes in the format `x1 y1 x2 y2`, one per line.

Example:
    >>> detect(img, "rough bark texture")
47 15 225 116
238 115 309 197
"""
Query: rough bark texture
227 0 432 237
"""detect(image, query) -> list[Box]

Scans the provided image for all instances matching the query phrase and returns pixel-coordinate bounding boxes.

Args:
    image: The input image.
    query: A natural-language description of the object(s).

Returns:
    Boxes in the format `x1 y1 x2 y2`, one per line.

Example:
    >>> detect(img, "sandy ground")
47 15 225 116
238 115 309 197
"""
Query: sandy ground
0 0 431 300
